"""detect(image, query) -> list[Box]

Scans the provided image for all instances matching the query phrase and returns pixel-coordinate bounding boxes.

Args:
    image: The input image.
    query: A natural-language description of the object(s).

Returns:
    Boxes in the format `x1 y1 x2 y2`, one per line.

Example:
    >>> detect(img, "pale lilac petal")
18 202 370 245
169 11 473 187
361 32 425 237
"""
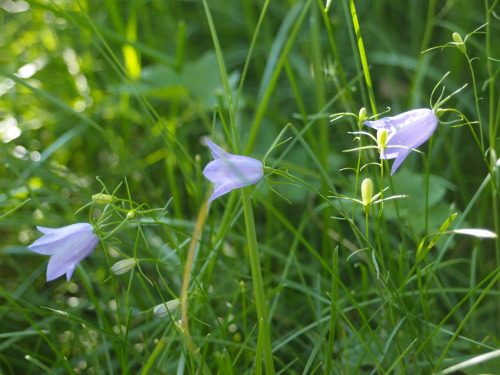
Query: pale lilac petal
46 251 76 281
364 108 438 174
202 140 263 202
28 224 94 254
207 170 262 202
390 149 412 175
364 109 428 132
46 234 98 281
36 226 62 234
27 223 99 282
37 223 94 236
28 237 63 255
385 111 437 151
203 158 263 185
209 184 236 203
205 138 230 159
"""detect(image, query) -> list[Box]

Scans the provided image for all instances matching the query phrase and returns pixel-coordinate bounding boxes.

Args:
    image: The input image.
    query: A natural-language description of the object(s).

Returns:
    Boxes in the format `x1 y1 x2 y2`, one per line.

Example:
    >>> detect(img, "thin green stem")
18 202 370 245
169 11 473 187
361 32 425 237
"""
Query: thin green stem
465 52 484 150
241 188 275 374
484 0 500 318
200 0 239 149
365 211 369 244
245 0 313 154
347 0 377 116
324 247 339 373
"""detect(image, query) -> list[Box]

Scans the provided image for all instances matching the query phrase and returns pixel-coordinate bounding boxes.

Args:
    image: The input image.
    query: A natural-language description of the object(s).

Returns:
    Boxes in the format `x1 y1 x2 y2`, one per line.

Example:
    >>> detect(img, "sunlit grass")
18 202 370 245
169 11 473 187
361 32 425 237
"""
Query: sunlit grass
1 0 499 374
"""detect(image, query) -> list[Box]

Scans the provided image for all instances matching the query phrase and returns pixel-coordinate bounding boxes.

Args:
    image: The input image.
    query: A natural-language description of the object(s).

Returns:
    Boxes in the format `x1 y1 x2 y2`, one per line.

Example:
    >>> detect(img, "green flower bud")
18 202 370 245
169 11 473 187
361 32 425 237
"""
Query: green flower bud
111 258 137 275
358 107 367 122
361 178 373 207
452 32 466 54
377 129 388 150
153 299 181 318
92 193 117 204
126 210 136 220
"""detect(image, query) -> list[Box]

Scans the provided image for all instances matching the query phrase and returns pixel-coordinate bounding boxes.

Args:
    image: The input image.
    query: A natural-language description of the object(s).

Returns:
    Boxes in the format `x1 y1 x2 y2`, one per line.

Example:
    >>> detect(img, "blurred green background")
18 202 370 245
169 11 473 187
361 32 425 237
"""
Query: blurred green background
1 0 499 373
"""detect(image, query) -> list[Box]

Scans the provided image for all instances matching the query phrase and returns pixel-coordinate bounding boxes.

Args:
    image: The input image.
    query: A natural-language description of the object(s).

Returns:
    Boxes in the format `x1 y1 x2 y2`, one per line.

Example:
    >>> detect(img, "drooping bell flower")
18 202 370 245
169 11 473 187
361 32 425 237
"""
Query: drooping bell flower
364 108 438 174
28 223 99 282
202 138 263 202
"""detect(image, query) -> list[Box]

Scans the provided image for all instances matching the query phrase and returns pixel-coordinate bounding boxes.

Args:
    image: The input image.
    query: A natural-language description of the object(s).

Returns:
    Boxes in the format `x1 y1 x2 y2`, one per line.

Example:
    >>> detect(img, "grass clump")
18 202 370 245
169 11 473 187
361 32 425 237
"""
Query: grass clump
1 0 499 374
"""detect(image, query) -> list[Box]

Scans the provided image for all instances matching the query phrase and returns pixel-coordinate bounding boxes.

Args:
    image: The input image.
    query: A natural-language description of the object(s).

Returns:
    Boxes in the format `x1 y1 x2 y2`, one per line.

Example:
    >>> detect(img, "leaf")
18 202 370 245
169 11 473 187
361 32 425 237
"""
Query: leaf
417 213 458 261
452 229 497 238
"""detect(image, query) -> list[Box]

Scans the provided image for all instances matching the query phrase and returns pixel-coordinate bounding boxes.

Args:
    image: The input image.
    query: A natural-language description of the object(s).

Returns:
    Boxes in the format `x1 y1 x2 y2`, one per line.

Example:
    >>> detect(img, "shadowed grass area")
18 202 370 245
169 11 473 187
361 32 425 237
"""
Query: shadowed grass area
1 0 500 373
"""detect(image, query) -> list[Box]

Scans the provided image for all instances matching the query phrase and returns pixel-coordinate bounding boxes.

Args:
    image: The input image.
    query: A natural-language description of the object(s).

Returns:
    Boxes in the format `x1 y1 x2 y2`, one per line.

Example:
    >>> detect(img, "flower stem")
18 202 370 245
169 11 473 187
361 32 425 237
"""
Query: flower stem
180 197 211 374
241 187 275 374
348 0 377 116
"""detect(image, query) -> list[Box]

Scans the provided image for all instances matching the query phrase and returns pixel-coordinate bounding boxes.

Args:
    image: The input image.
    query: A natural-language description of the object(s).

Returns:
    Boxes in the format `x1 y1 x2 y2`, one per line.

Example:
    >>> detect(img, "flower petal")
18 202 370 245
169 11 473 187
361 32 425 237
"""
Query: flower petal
205 138 230 160
27 223 99 281
364 109 431 132
203 158 262 184
29 224 94 254
390 148 412 174
364 109 438 174
45 232 99 281
203 157 263 202
385 110 437 150
202 141 263 202
209 183 239 202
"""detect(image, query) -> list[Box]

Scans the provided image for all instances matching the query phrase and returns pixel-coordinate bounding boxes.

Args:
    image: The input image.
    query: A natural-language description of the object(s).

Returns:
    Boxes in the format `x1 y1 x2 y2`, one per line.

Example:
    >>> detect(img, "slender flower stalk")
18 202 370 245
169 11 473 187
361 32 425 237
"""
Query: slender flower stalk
202 139 264 202
28 223 99 282
364 108 438 174
241 187 275 373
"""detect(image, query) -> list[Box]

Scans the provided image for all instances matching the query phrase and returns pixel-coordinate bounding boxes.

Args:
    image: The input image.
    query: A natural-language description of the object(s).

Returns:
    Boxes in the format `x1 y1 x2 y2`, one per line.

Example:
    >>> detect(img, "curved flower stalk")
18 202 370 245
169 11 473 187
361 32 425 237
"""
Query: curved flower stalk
28 223 99 282
364 108 438 174
202 138 264 202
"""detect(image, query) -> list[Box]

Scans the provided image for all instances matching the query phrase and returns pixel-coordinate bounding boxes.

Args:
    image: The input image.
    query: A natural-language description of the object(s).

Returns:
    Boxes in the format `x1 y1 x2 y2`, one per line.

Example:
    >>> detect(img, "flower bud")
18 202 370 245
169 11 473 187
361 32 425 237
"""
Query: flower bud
92 193 117 204
111 258 137 275
361 178 373 207
126 210 136 220
153 299 181 318
452 32 466 54
377 129 388 150
358 107 367 122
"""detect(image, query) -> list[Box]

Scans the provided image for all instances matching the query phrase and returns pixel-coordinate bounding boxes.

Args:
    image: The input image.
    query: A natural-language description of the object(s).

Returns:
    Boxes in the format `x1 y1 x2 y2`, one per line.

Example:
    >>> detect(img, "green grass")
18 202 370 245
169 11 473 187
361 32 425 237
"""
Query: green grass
1 0 500 373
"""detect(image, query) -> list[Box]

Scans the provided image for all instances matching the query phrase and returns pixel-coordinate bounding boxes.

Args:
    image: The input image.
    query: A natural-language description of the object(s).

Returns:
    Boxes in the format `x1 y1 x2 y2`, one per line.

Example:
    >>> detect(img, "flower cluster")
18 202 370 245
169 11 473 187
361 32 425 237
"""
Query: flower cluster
26 108 442 283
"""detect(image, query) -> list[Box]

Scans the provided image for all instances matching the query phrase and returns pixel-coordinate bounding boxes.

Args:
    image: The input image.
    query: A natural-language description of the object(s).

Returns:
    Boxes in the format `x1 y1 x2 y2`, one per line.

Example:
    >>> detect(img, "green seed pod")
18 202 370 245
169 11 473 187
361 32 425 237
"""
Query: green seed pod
111 258 137 275
153 299 181 318
92 193 117 204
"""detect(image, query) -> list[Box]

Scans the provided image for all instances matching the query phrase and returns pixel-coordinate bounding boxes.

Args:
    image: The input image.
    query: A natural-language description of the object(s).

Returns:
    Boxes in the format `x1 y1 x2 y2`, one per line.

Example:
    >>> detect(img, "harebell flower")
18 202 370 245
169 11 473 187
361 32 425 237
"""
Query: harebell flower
364 108 438 174
28 223 99 282
202 138 263 202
